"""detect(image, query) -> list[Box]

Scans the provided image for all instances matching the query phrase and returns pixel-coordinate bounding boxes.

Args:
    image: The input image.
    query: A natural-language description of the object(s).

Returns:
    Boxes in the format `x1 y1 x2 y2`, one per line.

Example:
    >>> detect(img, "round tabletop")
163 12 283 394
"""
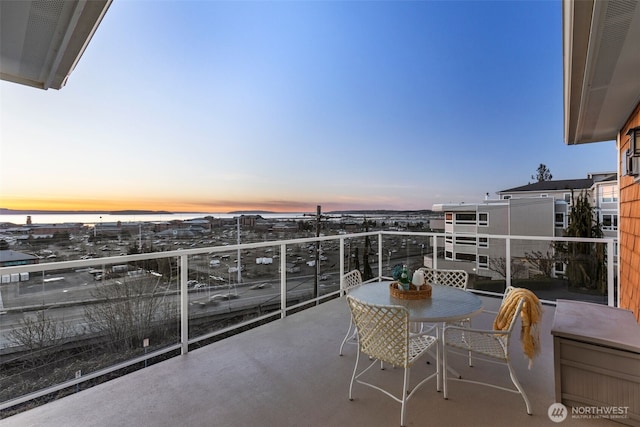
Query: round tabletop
348 281 483 323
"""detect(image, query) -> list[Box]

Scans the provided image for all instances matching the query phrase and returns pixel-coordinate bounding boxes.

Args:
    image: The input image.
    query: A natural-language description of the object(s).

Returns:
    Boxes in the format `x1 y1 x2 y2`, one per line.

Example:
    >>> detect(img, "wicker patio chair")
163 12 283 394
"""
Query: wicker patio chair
418 267 468 289
442 295 532 414
338 269 363 356
415 267 471 365
346 295 439 427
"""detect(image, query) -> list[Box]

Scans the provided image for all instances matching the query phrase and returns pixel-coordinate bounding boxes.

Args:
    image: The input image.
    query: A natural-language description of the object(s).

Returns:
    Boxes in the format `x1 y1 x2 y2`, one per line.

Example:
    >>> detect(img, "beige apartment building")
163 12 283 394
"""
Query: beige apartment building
432 172 618 280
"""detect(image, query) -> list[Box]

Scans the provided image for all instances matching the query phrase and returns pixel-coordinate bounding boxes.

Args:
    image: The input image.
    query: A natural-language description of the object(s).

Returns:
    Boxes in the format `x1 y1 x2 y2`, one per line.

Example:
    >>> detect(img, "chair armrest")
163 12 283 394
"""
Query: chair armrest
444 325 509 336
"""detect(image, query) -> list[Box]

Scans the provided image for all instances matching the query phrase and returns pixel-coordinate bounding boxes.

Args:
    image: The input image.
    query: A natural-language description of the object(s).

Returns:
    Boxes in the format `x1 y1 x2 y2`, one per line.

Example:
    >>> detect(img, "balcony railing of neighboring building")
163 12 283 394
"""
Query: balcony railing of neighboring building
0 231 616 413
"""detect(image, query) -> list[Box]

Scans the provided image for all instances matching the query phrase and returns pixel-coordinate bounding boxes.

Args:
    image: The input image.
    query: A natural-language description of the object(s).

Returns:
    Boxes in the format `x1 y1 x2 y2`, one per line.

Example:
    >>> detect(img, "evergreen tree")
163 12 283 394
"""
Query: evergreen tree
557 191 606 292
531 163 553 182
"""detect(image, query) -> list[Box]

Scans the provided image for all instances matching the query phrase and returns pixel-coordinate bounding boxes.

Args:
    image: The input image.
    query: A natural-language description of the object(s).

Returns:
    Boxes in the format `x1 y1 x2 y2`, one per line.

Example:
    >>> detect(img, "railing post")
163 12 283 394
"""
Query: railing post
280 243 287 318
432 235 438 270
378 233 383 280
607 239 615 307
505 236 511 289
180 255 189 355
339 237 345 292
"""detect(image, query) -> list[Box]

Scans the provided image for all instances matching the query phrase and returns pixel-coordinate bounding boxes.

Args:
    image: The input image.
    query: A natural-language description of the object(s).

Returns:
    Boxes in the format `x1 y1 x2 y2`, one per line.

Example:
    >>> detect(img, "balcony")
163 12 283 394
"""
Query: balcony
0 231 620 425
1 294 620 426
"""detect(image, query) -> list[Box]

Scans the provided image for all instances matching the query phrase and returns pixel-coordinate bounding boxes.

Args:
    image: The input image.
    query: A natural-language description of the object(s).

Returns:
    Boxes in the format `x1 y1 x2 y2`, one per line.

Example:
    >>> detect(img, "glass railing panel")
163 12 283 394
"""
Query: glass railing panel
186 246 282 341
0 257 181 405
378 233 430 278
472 237 609 304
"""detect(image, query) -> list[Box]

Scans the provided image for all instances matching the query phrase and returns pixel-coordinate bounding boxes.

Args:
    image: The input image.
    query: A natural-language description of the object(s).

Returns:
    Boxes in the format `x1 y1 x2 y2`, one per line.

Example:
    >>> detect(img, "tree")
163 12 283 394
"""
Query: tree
524 249 556 278
556 191 606 292
531 163 553 182
7 310 72 369
83 276 177 352
488 257 525 280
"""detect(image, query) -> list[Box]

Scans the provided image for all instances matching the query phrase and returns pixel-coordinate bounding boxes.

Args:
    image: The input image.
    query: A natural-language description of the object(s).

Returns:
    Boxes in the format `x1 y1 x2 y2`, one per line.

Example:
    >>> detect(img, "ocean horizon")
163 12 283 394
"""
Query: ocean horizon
0 212 307 226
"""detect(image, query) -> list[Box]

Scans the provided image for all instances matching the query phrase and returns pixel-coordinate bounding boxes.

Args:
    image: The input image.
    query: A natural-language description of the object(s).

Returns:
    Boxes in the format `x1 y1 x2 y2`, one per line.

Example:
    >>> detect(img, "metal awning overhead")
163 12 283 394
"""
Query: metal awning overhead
0 0 111 90
563 0 640 145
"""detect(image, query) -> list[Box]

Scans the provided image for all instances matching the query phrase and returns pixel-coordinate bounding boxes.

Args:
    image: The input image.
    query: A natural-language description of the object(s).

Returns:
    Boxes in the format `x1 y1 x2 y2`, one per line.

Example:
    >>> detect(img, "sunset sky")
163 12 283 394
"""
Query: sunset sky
0 1 617 214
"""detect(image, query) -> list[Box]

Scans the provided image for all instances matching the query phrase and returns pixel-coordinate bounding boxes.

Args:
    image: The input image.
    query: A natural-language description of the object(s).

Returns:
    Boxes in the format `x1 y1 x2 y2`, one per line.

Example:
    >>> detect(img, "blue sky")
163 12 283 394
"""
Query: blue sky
0 0 617 213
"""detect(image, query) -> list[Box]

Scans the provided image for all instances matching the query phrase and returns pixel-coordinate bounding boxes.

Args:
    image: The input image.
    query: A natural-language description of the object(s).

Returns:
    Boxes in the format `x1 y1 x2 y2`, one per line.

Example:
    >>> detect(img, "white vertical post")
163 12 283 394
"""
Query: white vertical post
378 233 383 280
339 237 345 292
505 237 511 289
180 255 189 355
432 235 438 271
237 217 241 284
280 243 287 318
607 238 615 307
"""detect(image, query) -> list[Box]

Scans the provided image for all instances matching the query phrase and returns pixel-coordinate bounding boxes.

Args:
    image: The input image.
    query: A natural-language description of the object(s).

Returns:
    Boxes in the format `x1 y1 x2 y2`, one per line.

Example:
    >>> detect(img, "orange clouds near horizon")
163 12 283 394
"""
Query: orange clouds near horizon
0 197 348 213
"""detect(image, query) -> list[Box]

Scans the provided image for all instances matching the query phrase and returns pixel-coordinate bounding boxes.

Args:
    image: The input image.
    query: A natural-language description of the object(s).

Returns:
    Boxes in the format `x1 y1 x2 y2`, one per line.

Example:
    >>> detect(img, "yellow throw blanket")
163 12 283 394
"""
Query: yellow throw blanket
493 288 543 368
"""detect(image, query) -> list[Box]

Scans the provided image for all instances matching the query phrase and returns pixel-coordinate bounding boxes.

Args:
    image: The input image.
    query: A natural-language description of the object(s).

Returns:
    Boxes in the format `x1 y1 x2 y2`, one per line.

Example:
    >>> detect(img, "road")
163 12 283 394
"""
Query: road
0 270 340 351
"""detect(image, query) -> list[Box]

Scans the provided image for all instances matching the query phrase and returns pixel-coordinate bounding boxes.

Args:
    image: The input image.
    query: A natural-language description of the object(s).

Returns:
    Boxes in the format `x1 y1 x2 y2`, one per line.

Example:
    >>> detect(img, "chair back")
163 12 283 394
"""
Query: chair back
342 269 362 291
503 285 516 299
419 267 468 289
346 295 409 367
494 295 525 335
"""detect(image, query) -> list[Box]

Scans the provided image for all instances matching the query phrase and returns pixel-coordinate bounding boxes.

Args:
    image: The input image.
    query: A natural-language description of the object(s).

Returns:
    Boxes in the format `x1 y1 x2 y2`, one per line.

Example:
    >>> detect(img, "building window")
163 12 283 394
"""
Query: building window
599 185 618 203
455 236 477 246
555 212 565 228
455 252 476 262
445 212 453 224
564 193 571 203
478 237 488 248
445 251 453 260
478 255 488 269
478 212 488 226
445 235 453 243
602 214 618 231
554 262 565 274
502 195 511 200
455 213 476 225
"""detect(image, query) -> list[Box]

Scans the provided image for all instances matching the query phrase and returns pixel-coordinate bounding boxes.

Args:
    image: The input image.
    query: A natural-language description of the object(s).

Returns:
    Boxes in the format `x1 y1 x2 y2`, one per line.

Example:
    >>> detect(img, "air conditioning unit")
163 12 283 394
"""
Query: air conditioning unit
624 127 640 177
626 150 640 177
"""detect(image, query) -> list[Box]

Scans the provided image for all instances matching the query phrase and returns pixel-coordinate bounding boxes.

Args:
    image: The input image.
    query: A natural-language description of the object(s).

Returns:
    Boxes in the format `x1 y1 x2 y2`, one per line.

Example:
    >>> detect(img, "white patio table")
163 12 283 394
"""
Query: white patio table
348 280 484 390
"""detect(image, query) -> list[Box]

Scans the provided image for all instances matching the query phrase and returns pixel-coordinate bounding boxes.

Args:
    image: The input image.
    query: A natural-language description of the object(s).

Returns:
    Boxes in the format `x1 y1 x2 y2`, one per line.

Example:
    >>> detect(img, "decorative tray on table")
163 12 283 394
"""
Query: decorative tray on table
389 282 432 300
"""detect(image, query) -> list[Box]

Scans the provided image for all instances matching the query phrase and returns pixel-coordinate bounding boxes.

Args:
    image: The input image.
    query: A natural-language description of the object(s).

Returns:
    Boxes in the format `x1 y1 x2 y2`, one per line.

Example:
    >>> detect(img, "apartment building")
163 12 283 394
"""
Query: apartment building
431 173 617 279
498 172 619 240
433 197 557 279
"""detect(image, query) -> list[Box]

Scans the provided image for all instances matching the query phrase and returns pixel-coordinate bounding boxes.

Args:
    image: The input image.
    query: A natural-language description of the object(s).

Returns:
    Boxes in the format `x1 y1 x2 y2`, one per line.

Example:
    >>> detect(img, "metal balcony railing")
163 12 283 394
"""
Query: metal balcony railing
0 231 616 411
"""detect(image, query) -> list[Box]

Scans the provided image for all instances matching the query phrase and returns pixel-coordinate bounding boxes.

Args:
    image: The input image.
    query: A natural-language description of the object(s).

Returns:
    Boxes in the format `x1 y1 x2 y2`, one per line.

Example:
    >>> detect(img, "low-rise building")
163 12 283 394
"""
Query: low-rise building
432 172 618 279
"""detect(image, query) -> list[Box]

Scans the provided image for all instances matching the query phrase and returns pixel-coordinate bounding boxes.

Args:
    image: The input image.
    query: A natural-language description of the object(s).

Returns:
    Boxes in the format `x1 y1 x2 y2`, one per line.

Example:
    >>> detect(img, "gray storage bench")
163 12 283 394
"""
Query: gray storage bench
551 300 640 426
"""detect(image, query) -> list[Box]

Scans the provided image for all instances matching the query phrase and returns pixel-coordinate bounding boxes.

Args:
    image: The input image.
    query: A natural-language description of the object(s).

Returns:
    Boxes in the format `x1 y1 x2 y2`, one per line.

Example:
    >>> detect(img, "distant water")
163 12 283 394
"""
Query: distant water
0 212 306 226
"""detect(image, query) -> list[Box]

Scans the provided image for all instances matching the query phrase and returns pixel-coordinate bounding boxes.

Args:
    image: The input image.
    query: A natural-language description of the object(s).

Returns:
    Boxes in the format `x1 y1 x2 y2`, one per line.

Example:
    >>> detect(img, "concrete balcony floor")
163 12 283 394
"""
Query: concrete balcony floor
3 294 617 427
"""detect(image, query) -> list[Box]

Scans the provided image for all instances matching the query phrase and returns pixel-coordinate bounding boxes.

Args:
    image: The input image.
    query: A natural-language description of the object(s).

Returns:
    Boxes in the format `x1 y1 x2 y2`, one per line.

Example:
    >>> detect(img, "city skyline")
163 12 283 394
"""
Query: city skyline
0 1 617 213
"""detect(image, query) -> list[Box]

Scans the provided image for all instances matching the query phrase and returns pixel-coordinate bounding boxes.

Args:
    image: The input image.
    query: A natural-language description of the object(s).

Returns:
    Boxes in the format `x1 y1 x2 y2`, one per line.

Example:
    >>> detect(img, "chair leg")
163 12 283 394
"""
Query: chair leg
401 367 409 427
507 362 532 415
465 319 473 367
442 335 448 399
436 331 441 392
339 319 354 356
349 349 361 400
